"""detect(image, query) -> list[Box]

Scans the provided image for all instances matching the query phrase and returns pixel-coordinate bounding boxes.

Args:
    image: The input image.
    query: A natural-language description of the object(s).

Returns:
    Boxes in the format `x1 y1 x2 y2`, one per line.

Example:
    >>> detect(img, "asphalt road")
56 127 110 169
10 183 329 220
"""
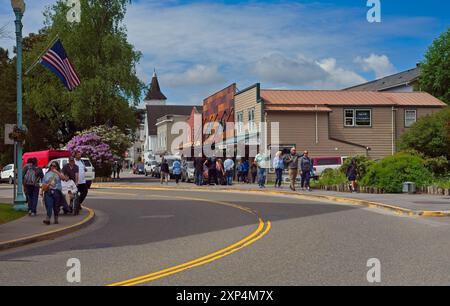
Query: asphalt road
1 183 450 286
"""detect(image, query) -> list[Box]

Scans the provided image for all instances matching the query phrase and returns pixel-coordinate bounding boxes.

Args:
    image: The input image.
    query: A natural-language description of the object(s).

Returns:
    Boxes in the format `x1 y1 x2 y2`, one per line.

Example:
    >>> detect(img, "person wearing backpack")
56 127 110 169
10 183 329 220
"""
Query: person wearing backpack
23 158 44 216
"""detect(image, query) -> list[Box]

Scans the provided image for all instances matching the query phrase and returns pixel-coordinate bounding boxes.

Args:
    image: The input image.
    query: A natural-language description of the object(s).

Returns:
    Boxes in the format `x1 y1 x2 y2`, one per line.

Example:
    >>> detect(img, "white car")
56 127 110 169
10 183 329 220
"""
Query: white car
312 156 348 178
0 164 15 184
44 158 95 188
144 160 159 177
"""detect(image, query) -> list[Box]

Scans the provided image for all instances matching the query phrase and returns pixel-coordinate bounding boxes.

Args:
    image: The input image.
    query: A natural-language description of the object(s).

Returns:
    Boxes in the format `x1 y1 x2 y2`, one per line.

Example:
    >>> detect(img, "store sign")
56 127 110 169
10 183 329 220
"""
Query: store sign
355 110 371 126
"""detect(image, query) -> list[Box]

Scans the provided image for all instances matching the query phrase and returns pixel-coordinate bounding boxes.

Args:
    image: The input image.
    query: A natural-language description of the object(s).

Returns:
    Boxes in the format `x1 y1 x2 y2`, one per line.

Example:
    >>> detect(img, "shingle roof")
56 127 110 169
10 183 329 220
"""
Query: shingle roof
260 90 446 108
146 105 197 135
345 67 420 91
145 72 167 101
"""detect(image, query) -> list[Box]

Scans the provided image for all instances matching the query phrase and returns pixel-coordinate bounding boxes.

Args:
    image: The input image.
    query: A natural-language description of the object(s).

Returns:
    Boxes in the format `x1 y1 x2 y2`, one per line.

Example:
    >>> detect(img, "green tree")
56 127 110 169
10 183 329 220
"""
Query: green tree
419 28 450 105
398 108 450 160
25 0 142 147
0 48 16 166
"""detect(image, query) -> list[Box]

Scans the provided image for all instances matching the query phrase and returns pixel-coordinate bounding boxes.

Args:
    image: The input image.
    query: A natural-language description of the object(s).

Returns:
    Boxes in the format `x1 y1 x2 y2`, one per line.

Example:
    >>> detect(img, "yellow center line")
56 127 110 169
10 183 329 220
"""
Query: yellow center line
107 195 271 287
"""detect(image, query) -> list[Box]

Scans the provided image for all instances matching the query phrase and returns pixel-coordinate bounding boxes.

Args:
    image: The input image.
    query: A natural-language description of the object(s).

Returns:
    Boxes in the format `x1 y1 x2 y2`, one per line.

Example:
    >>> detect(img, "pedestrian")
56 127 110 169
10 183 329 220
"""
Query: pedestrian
273 151 284 188
241 159 250 184
23 158 44 216
255 152 267 188
285 147 301 191
194 156 205 186
74 151 89 208
117 161 123 179
346 158 358 193
300 151 312 192
224 158 235 186
41 161 67 225
172 159 182 185
250 161 257 184
62 156 79 184
205 156 218 185
112 161 118 179
216 159 225 185
160 158 170 185
236 160 243 183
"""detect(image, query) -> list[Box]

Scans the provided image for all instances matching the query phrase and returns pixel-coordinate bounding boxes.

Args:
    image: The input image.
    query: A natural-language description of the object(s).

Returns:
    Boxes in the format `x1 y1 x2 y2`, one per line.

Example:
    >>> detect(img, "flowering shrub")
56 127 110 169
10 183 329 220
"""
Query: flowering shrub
67 132 114 177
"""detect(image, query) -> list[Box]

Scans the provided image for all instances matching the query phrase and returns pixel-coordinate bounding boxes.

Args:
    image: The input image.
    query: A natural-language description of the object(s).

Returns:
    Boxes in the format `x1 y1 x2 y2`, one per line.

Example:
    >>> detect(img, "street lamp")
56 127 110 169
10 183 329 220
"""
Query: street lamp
11 0 27 211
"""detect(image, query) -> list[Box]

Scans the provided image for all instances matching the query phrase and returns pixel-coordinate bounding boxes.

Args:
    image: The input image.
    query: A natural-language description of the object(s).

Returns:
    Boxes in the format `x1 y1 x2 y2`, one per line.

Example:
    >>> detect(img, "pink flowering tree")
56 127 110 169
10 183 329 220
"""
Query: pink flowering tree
67 132 114 178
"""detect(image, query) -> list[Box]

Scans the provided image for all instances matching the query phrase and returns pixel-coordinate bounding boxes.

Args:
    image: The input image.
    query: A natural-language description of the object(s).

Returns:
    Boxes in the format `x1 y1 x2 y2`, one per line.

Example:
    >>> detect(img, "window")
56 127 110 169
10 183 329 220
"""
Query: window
237 112 244 134
248 108 256 132
344 109 372 127
405 110 417 128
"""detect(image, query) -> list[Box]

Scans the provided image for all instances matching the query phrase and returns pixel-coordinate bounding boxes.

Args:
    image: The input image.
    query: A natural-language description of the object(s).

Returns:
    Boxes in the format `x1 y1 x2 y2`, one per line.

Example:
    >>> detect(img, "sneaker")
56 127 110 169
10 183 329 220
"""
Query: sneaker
43 220 51 226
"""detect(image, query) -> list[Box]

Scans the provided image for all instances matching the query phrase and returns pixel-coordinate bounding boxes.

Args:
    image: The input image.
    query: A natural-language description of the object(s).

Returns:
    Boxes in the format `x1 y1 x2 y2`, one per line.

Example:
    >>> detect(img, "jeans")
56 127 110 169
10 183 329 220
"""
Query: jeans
44 190 61 219
226 170 234 186
25 185 40 214
301 171 311 189
195 170 203 186
258 168 266 187
275 169 283 187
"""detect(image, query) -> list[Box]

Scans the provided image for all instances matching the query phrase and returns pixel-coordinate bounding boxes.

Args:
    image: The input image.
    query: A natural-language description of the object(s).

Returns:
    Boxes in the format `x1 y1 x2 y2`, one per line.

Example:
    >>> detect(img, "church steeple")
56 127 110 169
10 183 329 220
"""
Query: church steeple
145 69 167 102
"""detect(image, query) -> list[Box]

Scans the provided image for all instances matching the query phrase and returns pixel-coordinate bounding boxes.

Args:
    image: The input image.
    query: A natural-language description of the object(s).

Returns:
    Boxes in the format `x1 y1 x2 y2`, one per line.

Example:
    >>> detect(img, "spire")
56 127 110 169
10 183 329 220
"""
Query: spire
145 69 167 101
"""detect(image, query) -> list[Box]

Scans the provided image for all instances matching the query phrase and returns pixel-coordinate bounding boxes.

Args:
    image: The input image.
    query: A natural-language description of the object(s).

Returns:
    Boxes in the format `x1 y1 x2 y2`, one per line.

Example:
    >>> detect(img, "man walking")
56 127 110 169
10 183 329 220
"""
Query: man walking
194 156 205 186
285 148 301 191
224 157 235 186
74 151 89 207
300 151 312 192
62 157 79 183
255 152 267 188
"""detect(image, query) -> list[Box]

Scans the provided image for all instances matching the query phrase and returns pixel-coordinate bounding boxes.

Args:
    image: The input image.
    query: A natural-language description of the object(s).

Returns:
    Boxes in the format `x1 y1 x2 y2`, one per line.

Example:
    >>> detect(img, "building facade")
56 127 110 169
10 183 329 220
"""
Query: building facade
234 84 446 160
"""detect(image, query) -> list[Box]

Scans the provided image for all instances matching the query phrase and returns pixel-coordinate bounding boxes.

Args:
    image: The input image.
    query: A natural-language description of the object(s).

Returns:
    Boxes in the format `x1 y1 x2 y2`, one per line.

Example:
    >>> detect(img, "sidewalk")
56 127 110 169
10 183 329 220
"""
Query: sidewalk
93 180 450 216
0 201 95 251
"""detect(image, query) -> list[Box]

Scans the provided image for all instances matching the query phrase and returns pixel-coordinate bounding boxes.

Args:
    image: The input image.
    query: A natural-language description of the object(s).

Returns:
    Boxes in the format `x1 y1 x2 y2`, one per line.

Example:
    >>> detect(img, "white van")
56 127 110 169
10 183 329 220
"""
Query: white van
45 158 95 188
0 164 15 184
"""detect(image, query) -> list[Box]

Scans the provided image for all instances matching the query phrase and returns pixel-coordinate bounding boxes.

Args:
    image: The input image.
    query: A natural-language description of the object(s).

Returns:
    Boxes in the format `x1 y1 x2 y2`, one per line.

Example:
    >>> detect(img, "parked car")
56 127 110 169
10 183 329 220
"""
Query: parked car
0 164 15 184
153 164 161 178
312 156 347 179
181 161 195 183
144 160 159 177
44 158 95 189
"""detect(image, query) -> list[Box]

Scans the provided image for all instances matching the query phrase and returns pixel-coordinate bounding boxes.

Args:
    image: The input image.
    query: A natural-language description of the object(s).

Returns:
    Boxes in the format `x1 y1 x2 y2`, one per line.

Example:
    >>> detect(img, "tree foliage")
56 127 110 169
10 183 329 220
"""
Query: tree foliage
360 153 433 193
398 108 450 160
25 0 143 146
419 28 450 105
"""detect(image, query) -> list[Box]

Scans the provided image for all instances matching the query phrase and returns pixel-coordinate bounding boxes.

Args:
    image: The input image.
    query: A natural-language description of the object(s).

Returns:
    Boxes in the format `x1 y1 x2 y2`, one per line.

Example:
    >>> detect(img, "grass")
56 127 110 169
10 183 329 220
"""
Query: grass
0 204 27 225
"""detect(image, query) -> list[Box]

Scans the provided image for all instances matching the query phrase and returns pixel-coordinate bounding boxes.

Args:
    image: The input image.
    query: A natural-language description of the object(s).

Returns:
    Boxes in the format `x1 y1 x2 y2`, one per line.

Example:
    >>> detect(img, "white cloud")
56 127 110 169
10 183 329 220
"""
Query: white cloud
253 54 366 89
355 54 397 79
161 65 225 87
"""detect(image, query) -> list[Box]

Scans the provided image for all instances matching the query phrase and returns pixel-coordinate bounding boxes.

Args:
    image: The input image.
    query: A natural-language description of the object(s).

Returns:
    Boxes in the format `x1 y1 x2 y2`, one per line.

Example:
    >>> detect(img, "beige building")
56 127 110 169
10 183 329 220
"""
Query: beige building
156 114 190 156
234 84 447 160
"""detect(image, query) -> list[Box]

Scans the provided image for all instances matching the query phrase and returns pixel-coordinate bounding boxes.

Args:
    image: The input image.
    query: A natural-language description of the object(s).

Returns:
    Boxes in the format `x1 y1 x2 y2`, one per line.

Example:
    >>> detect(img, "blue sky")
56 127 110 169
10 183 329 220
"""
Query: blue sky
1 0 449 105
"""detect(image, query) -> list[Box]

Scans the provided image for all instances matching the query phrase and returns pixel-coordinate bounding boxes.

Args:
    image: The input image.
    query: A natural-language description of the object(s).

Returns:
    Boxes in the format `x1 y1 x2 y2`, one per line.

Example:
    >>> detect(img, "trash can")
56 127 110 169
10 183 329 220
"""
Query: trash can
403 182 416 194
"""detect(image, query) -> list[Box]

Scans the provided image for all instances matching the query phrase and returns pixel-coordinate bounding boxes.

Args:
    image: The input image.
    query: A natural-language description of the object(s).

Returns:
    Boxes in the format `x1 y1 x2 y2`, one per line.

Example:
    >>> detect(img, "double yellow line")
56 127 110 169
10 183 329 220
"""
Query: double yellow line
108 195 271 286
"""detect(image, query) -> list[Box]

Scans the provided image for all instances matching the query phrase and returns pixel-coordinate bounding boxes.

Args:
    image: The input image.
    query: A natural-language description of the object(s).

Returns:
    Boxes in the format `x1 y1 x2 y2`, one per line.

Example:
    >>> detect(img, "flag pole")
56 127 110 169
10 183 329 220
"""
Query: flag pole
24 34 60 76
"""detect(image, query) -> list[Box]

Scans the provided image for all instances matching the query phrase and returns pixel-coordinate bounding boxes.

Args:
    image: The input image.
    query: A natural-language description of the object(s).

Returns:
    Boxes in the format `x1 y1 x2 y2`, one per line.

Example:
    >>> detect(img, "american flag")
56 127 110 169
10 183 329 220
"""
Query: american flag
40 39 81 91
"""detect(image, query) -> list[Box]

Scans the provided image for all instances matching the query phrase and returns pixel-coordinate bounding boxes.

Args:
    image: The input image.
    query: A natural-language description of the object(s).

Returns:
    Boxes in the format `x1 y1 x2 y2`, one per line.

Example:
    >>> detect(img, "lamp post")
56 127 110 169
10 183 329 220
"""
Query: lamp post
11 0 27 211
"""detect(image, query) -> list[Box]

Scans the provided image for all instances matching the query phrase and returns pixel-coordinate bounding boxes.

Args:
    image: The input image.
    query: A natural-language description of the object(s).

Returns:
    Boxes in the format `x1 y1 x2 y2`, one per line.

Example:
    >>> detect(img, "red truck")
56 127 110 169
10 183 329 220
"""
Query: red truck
22 150 71 169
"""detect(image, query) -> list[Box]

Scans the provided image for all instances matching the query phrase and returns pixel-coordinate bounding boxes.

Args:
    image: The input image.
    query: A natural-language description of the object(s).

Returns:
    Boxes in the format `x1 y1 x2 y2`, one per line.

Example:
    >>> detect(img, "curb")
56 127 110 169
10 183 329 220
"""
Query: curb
91 184 450 218
0 207 95 252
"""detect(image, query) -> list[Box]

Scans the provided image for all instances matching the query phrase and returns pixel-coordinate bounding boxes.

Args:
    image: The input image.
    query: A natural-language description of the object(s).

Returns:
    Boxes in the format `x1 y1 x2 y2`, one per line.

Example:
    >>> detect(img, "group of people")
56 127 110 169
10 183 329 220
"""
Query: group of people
157 147 359 193
22 151 90 226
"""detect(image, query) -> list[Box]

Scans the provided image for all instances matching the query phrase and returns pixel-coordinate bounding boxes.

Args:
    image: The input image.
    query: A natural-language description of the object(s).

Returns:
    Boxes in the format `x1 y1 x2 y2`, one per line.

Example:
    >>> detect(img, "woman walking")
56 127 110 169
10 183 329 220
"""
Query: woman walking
41 161 67 225
273 151 285 188
172 159 182 185
346 159 358 193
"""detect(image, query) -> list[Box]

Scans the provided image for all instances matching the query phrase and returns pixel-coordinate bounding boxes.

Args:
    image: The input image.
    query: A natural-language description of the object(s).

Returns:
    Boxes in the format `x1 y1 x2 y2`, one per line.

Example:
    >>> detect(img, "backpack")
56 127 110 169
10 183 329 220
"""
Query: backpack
24 166 38 186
